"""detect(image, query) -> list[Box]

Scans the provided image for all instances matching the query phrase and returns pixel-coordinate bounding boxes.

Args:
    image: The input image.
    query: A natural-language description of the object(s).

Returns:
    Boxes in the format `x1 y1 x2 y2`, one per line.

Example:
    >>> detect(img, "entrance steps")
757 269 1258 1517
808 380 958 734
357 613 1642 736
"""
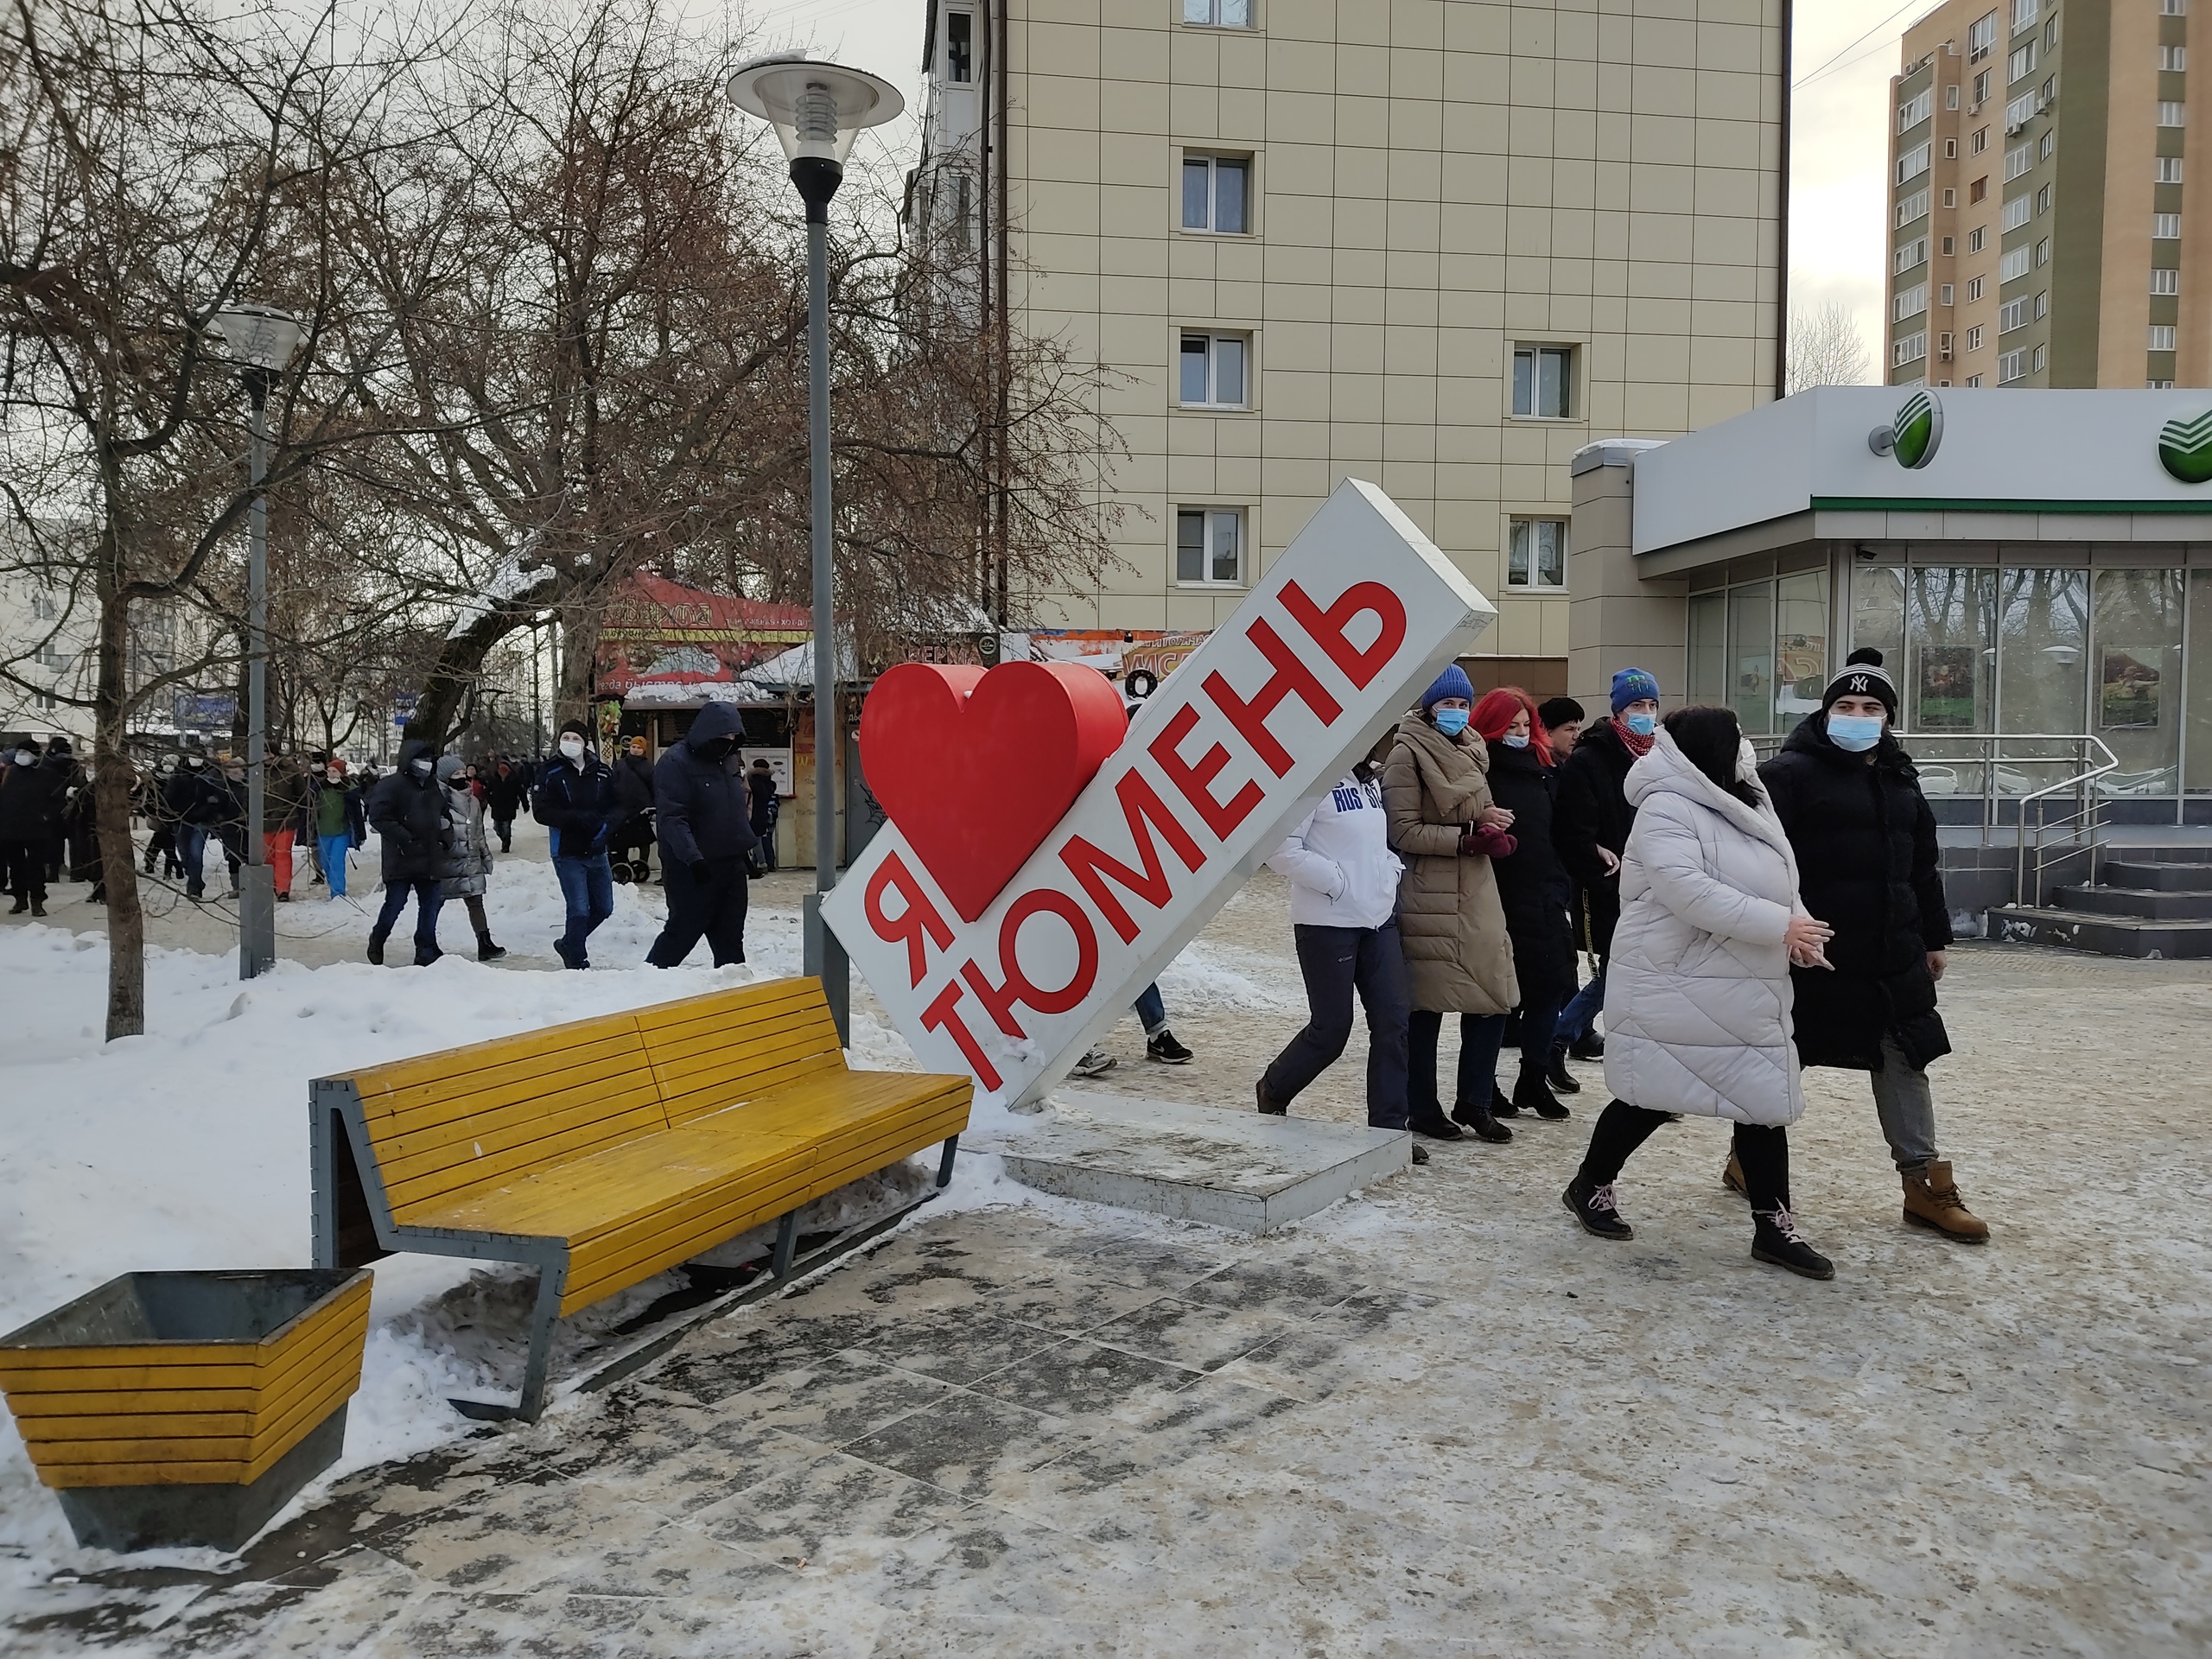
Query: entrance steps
1987 854 2212 959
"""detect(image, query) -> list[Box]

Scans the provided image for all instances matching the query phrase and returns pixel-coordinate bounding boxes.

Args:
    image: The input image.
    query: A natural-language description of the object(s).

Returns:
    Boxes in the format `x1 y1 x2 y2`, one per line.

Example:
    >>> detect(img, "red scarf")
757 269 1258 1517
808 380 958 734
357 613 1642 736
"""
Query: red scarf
1611 715 1656 758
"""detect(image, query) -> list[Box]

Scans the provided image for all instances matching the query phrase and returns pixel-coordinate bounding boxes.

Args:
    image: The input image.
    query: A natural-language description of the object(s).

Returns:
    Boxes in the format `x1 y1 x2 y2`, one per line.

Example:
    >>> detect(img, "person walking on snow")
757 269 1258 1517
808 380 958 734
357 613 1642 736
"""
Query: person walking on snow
1552 669 1663 1063
747 757 779 872
535 719 623 969
611 734 658 883
1 741 61 916
365 739 457 966
482 756 530 853
1561 707 1840 1280
1755 649 1988 1243
1255 764 1420 1155
645 703 757 968
171 749 225 899
306 758 366 898
435 754 506 961
261 747 312 902
1381 663 1521 1144
143 754 186 879
1470 688 1578 1122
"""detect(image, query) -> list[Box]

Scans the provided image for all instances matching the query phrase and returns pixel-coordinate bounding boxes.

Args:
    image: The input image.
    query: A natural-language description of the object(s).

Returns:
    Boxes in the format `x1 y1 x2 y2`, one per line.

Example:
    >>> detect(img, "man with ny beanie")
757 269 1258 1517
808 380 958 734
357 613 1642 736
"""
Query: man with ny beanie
1757 647 1988 1242
1550 667 1665 1058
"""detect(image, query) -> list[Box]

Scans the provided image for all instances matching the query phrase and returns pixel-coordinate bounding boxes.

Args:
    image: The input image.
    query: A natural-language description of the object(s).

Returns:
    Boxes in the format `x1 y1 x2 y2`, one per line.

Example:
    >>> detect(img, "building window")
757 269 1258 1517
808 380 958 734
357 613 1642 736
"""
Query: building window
2152 268 2181 295
30 591 57 620
1944 188 1958 209
1897 188 1930 226
2158 156 2184 183
2005 91 2040 129
1999 347 2029 383
2036 236 2050 264
2002 194 2031 230
1968 226 1986 253
2151 325 2178 350
1970 11 1998 60
2151 378 2177 388
1942 235 1956 255
1999 296 2031 331
2037 183 2050 213
1181 155 1249 233
1974 69 1993 103
2004 141 2034 181
1178 332 1248 407
2000 245 2032 280
1897 143 1932 184
2035 289 2048 317
1183 0 1252 22
2164 0 2188 15
2159 102 2187 127
1511 345 1574 418
1967 324 1985 351
1507 518 1567 590
1973 124 1990 152
2161 45 2188 72
2155 213 2183 239
1896 283 1929 322
1941 331 1955 359
1894 331 1928 367
1941 283 1955 306
944 10 972 83
1945 137 1959 158
2033 343 2045 371
1176 508 1244 586
1967 374 1984 386
2040 130 2056 159
1948 85 1961 110
2008 41 2037 83
1967 275 1985 302
1895 237 1929 273
2012 0 2037 29
1970 176 1989 203
1899 89 1933 131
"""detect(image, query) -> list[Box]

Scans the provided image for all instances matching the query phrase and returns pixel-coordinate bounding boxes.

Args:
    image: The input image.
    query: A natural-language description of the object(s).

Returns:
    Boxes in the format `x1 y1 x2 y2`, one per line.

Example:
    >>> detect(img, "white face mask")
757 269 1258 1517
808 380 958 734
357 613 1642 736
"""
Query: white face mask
14 751 34 766
559 735 587 760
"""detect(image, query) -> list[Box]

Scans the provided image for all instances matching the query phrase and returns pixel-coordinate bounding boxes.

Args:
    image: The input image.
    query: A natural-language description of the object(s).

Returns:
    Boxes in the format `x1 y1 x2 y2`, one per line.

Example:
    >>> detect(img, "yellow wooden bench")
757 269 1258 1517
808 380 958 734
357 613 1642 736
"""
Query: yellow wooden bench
309 977 970 1420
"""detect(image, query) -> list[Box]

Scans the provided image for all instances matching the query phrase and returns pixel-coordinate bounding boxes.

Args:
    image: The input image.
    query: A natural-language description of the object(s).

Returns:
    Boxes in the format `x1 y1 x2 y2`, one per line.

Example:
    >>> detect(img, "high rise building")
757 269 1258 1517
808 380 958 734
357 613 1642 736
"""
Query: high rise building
909 0 1788 692
1885 0 2205 391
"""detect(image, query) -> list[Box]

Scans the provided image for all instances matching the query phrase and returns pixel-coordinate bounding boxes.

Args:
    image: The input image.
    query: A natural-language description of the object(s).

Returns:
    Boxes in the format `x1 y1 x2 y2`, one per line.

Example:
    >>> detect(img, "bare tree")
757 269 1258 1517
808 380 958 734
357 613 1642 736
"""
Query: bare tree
1787 299 1874 393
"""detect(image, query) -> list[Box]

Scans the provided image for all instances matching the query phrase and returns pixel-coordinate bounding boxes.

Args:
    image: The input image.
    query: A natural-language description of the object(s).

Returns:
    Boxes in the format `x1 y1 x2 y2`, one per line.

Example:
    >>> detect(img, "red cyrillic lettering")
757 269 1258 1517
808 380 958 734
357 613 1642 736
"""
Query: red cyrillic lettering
921 980 1005 1091
961 887 1100 1032
864 852 953 988
1280 579 1408 690
1058 772 1207 944
1202 619 1344 778
1148 704 1264 839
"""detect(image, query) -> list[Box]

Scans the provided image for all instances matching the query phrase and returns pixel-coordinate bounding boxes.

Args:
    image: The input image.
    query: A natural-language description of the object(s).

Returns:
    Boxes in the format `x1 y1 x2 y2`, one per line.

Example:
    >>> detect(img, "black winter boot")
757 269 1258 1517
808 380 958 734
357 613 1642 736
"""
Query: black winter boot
1514 1066 1571 1121
414 944 443 968
1449 1099 1512 1142
7 897 25 915
29 898 46 918
1255 1078 1287 1116
1408 1109 1465 1141
366 931 387 966
1562 1174 1633 1240
476 937 507 963
1545 1041 1582 1094
1751 1207 1834 1281
1491 1082 1519 1117
1569 1031 1605 1061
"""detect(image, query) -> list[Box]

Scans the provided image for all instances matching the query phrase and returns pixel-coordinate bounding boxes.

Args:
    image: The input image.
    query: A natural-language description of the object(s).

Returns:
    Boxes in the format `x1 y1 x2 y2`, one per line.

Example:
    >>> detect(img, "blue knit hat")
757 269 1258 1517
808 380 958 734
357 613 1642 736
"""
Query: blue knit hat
1610 666 1661 714
1421 664 1475 709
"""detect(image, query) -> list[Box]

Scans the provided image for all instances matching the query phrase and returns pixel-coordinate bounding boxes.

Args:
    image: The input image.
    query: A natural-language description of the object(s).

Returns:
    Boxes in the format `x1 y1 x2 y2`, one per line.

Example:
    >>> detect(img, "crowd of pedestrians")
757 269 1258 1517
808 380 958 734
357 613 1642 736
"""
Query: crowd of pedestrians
1258 652 1988 1273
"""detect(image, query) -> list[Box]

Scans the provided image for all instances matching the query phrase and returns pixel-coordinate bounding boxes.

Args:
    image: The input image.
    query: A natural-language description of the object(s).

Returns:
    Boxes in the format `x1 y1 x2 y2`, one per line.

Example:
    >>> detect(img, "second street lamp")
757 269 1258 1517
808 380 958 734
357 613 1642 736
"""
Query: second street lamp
208 302 306 982
727 54 903 1046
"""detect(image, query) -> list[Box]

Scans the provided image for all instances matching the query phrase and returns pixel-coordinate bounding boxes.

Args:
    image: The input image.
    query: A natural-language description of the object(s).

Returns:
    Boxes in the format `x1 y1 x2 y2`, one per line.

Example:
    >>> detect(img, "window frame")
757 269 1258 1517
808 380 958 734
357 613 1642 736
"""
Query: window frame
1505 518 1569 592
1510 344 1577 421
1181 0 1255 26
1177 331 1251 410
1174 506 1248 588
1180 152 1253 235
944 10 974 84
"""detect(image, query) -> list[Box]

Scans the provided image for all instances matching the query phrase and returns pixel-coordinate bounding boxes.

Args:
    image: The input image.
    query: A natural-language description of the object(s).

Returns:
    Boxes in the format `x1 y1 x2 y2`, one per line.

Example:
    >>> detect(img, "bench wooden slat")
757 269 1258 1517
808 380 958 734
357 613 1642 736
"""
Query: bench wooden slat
374 1078 671 1187
644 1001 839 1063
628 979 824 1031
559 1155 829 1313
346 1011 645 1100
366 1039 653 1137
658 1050 849 1126
4 1385 267 1418
383 1081 668 1217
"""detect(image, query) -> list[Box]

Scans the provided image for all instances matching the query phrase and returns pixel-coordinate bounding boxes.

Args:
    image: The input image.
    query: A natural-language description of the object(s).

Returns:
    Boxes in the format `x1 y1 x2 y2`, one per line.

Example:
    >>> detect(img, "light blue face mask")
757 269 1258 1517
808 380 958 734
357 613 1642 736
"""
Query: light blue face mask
1623 710 1657 737
1502 733 1529 749
1432 708 1470 737
1828 713 1885 753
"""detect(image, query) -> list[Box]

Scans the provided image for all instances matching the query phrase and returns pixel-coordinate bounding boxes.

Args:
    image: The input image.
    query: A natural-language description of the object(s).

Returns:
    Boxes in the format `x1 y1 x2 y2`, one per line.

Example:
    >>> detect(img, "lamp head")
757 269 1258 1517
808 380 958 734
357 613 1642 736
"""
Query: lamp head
727 54 904 219
209 303 306 373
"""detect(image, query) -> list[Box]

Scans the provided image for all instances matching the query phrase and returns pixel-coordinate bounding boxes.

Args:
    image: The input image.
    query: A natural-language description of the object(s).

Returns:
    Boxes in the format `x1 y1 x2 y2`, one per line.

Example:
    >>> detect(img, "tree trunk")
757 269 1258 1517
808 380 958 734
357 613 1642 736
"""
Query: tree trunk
403 604 529 752
94 591 146 1040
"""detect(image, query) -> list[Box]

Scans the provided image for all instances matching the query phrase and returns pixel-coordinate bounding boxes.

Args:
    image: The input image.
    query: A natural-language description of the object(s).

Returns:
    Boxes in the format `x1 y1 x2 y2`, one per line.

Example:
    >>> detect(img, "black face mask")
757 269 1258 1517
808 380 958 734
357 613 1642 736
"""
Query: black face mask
699 736 738 763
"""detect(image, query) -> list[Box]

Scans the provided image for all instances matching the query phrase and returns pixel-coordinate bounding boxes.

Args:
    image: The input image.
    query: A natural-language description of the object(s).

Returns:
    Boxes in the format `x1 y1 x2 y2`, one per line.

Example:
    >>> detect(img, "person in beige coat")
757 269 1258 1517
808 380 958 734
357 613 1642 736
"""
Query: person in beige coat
1382 664 1521 1143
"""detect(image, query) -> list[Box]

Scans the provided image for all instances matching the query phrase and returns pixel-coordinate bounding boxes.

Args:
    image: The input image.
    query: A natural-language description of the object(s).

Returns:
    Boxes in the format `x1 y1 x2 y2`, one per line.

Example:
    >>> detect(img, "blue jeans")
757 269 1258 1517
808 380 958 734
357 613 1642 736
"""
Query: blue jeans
178 824 209 896
1407 1009 1508 1119
1135 982 1167 1036
373 879 444 960
1559 969 1605 1045
553 853 613 966
318 834 353 897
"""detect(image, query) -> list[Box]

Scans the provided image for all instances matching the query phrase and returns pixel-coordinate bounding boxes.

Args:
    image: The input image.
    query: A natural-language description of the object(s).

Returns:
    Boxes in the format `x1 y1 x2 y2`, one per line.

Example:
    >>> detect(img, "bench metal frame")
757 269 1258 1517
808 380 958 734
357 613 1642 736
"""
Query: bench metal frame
309 1079 959 1422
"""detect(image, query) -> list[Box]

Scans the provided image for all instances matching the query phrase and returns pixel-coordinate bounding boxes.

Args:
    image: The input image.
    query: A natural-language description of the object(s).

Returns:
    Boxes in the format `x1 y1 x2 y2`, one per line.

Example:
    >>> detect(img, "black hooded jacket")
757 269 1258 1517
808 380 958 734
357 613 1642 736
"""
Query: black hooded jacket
367 738 458 882
1484 739 1577 1002
1550 718 1639 959
0 753 64 840
1758 714 1954 1071
534 742 623 859
653 702 760 868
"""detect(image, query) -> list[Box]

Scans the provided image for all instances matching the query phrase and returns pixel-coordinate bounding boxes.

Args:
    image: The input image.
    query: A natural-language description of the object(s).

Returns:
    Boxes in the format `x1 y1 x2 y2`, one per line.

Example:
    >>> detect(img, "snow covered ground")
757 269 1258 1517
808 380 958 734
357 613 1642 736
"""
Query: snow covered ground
3 844 2210 1655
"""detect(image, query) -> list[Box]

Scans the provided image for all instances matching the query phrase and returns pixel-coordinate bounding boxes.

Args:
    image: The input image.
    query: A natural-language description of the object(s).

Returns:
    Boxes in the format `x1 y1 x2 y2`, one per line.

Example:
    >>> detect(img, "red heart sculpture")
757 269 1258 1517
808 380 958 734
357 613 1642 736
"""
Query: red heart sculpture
861 660 1128 922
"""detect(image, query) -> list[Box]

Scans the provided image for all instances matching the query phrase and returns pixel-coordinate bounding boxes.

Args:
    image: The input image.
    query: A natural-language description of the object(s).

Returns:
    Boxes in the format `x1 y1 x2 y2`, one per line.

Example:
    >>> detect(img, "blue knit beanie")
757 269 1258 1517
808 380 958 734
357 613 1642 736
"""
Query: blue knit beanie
1421 664 1475 709
1610 666 1661 714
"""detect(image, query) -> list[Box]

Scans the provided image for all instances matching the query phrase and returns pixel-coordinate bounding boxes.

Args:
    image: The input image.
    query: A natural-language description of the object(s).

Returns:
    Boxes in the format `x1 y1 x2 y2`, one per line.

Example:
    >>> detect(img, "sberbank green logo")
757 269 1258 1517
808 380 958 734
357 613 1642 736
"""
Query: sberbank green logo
1867 390 1943 469
2158 409 2212 484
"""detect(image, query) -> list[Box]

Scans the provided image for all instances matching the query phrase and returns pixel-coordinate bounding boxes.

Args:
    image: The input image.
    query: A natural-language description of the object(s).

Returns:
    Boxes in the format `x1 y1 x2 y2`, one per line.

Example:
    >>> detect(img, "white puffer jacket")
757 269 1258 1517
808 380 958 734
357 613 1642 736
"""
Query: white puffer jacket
1267 772 1403 929
1602 730 1810 1127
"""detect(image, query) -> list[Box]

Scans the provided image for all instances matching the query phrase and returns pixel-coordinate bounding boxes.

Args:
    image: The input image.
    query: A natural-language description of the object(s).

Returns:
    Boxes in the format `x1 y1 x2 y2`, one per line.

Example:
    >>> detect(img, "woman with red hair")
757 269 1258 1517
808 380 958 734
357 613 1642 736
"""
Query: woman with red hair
1469 688 1580 1120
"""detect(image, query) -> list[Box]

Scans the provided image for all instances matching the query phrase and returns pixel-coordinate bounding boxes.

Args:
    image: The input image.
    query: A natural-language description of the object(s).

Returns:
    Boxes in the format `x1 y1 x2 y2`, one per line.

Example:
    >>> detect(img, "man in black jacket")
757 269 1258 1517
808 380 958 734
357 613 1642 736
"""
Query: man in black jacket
481 757 530 851
536 719 623 968
747 758 779 873
646 703 759 968
366 738 457 966
1 740 61 916
1758 648 1987 1243
1550 668 1662 1059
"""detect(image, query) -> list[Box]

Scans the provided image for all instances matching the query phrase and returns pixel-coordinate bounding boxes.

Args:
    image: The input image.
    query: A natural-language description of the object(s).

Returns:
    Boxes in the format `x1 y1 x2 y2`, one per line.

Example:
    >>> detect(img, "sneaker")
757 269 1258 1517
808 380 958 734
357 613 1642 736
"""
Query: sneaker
1544 1041 1582 1095
1071 1047 1116 1078
1562 1175 1634 1241
1255 1079 1287 1116
1147 1029 1193 1065
1751 1206 1835 1281
1568 1032 1605 1062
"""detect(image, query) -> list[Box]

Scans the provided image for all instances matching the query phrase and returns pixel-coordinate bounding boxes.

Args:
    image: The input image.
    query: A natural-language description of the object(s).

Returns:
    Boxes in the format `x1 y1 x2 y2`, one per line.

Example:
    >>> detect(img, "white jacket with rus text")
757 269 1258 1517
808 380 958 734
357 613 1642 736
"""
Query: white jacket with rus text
1267 772 1404 930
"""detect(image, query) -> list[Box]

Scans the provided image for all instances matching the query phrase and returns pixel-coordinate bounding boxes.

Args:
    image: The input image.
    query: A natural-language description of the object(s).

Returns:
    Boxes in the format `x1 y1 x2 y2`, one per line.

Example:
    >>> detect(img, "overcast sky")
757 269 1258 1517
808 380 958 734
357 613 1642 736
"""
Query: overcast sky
751 0 1918 382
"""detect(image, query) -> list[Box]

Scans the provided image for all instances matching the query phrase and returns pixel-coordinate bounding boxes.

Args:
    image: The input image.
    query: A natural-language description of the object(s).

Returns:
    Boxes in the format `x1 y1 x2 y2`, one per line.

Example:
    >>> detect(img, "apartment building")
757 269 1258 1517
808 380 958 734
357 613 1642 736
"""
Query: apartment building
1885 0 2206 391
908 0 1788 692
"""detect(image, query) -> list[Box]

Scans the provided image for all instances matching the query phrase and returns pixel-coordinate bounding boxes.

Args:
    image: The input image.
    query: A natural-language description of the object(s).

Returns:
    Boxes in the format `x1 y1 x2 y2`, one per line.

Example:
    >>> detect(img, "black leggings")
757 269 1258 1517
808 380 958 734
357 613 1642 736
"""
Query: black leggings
1578 1098 1790 1211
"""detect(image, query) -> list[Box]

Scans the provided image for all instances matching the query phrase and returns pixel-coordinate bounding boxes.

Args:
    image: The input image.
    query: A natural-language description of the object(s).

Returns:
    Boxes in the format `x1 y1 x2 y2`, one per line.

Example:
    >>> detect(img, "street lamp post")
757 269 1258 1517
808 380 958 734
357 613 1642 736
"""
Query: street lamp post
209 302 307 982
728 54 903 1046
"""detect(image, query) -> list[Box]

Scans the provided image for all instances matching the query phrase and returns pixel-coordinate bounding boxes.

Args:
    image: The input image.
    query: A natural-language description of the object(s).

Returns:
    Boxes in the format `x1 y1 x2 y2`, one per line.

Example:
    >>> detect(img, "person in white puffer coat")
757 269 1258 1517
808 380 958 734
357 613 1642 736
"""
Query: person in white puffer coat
1255 766 1416 1141
1560 708 1842 1281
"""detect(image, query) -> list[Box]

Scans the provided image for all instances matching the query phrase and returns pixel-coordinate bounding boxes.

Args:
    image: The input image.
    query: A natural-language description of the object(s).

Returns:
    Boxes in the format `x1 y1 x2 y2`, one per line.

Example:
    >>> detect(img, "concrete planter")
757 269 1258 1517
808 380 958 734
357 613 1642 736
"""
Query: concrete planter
0 1268 372 1552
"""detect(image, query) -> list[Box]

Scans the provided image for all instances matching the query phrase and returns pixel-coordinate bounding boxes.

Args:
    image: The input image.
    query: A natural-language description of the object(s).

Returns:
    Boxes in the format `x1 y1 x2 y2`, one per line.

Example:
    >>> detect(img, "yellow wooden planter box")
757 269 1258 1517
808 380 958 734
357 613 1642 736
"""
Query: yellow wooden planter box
0 1268 372 1551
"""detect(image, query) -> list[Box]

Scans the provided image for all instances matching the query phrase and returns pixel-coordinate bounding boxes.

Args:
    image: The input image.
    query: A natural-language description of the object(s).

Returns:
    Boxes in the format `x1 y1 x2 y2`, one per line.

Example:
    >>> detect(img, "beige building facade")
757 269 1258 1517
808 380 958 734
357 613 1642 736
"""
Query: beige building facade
910 0 1789 693
1884 0 2207 392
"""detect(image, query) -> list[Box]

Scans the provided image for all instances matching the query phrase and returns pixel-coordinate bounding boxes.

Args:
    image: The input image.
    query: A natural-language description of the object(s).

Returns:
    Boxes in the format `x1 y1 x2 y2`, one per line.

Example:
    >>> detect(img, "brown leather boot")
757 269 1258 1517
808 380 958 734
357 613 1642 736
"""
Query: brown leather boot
1722 1151 1747 1199
1903 1160 1989 1242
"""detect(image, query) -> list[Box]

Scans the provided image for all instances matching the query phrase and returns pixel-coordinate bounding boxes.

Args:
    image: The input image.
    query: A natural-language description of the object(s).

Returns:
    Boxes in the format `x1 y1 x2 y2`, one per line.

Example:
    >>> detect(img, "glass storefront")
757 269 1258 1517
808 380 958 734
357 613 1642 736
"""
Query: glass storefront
1686 568 1828 736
